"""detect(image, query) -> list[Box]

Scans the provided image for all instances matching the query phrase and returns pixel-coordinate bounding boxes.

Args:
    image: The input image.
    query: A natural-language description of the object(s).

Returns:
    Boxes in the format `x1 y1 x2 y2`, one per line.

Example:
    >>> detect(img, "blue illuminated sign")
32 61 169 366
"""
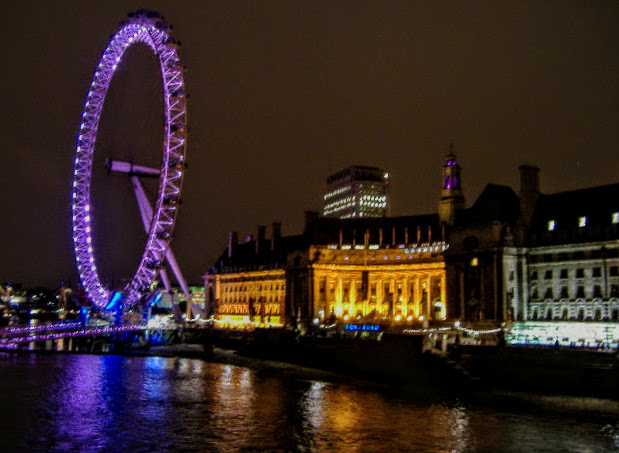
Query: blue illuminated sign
344 324 381 332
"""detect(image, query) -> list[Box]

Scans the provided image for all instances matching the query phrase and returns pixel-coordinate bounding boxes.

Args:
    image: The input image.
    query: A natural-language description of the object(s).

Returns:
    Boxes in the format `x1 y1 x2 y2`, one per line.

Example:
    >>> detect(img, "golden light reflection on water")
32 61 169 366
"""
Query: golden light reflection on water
7 355 617 452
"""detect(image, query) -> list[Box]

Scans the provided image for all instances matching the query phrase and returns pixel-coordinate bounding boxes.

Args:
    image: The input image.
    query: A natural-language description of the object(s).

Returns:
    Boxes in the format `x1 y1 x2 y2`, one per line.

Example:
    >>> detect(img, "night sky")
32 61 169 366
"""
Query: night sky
1 1 618 289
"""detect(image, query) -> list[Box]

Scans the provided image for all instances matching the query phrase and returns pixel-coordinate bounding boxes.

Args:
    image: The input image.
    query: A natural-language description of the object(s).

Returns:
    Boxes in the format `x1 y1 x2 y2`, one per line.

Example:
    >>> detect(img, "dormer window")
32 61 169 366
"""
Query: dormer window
578 216 587 228
548 220 556 231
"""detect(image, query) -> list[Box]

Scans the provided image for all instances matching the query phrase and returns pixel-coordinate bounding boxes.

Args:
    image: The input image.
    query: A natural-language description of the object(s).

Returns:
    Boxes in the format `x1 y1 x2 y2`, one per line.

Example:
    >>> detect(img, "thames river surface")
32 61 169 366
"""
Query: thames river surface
0 353 618 452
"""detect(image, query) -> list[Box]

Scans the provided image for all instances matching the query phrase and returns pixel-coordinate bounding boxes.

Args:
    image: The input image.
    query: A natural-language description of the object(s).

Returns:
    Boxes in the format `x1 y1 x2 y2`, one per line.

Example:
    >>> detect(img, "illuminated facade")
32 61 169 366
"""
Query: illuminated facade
204 224 290 326
508 181 619 322
206 269 286 325
206 154 619 334
205 217 449 326
287 217 448 323
323 166 390 218
444 162 619 331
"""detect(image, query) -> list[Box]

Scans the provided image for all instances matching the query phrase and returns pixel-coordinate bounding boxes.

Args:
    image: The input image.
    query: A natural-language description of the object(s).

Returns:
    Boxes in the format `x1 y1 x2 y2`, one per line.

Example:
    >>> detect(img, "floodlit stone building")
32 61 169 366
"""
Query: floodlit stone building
204 224 291 325
205 153 619 335
204 215 448 326
515 180 619 322
287 215 448 324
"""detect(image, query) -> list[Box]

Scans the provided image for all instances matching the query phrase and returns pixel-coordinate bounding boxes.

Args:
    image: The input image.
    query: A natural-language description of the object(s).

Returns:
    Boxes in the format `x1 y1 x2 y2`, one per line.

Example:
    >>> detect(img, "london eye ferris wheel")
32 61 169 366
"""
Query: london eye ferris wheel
71 10 188 310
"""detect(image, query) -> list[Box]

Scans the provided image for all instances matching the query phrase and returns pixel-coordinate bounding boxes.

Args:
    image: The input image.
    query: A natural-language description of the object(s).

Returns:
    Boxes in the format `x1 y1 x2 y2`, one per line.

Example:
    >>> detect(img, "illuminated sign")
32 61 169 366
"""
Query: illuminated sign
344 324 381 332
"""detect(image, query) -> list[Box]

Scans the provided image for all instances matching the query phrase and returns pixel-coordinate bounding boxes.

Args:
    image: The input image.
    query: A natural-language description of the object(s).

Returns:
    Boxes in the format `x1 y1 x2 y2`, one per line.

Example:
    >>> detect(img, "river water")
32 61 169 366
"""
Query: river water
0 353 617 452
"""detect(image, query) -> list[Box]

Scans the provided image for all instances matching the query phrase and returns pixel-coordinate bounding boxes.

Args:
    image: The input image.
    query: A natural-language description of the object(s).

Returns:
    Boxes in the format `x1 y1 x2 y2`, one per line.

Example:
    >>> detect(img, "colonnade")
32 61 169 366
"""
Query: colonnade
313 268 446 321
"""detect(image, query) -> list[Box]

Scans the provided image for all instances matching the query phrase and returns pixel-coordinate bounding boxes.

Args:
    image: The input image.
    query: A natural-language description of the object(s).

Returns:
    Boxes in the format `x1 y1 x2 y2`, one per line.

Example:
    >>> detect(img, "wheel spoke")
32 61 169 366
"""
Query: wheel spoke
71 10 187 309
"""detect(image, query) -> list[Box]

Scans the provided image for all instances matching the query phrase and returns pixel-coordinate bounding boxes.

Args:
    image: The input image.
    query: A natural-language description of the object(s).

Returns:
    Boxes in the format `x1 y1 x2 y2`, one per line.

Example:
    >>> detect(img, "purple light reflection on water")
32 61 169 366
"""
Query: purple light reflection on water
0 355 618 452
13 355 180 452
0 325 148 349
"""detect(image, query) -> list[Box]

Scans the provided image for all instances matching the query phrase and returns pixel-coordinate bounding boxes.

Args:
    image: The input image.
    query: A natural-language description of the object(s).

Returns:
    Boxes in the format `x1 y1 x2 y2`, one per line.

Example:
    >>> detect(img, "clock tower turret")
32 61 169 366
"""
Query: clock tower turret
439 148 465 226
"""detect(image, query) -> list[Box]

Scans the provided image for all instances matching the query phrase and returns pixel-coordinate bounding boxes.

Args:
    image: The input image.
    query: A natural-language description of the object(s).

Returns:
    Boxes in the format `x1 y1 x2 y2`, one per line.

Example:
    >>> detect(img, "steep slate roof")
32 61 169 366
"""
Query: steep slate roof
528 182 619 246
455 183 521 226
208 234 304 274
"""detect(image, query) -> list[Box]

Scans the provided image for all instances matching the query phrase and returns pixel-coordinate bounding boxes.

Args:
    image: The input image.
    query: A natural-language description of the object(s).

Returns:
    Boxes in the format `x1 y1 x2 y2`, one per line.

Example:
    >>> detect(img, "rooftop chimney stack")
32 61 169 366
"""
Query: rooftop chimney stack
519 164 540 227
271 221 281 252
256 225 266 254
304 210 319 234
228 231 238 258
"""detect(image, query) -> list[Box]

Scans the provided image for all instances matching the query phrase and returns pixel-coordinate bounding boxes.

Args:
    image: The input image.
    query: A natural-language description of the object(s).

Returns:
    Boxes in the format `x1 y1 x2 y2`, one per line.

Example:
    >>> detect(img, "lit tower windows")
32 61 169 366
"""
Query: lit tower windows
438 149 465 226
323 166 390 218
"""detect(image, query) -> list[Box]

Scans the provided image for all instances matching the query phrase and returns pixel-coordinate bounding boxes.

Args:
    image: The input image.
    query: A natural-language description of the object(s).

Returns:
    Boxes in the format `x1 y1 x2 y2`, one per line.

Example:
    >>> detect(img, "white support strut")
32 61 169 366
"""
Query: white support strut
130 174 191 295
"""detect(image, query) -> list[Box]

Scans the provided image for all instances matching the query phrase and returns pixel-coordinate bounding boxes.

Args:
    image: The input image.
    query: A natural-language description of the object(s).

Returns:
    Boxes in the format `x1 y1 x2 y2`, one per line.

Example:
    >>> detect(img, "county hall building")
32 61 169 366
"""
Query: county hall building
204 154 619 339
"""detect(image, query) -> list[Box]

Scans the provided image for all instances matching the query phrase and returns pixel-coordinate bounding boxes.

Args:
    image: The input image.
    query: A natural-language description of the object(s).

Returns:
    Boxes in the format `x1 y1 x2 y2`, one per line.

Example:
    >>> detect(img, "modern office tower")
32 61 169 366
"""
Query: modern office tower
323 166 390 218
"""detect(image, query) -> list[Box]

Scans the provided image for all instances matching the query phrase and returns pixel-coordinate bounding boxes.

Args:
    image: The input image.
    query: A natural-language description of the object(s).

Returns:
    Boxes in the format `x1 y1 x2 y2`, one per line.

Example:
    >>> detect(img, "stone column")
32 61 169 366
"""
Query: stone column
349 276 356 316
378 278 384 315
441 273 447 319
393 279 398 317
313 273 321 319
520 254 529 320
426 275 433 319
416 275 422 318
402 278 409 317
336 278 343 316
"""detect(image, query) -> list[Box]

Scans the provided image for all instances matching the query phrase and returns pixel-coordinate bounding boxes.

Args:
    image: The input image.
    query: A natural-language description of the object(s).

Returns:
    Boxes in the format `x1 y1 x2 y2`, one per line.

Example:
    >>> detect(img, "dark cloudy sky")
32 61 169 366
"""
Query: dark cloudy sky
1 1 618 288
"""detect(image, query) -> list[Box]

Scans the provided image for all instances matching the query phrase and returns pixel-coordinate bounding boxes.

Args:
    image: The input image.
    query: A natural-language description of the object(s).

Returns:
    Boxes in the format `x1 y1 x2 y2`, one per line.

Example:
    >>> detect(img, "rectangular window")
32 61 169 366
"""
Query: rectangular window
544 270 552 280
576 286 585 298
613 212 619 224
579 216 587 228
592 267 602 278
576 268 584 278
548 220 556 231
560 269 568 279
544 287 553 299
560 286 569 299
509 271 515 281
530 271 538 280
593 285 602 298
610 266 619 277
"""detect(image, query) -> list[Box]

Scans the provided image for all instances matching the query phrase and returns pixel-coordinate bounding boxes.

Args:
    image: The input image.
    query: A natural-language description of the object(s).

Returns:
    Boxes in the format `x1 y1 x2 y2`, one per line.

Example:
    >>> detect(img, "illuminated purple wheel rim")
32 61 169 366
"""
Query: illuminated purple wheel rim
71 10 187 309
